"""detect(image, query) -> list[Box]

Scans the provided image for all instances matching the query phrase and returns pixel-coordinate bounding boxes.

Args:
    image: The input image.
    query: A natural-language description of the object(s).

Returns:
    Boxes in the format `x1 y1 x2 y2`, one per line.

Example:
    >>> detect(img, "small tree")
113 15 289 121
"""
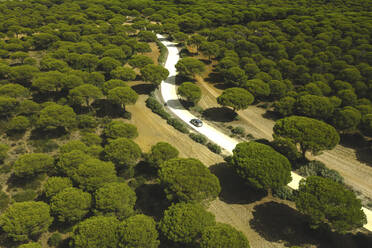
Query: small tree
296 176 366 233
103 120 138 140
110 67 136 81
222 67 247 86
94 182 136 219
273 116 340 156
231 142 291 194
7 116 30 132
175 57 205 78
18 242 42 248
43 177 73 199
159 158 221 203
0 96 18 118
102 79 128 94
68 84 103 109
200 223 250 248
177 82 201 105
72 216 120 248
146 142 179 168
243 79 270 99
217 87 254 112
104 138 142 169
331 106 361 131
0 201 53 242
107 86 138 111
0 83 30 99
199 41 219 61
14 153 54 178
159 202 215 244
128 55 153 68
0 144 9 163
140 64 169 87
295 95 334 120
118 214 159 248
97 57 121 74
37 104 77 131
72 158 118 192
50 187 92 223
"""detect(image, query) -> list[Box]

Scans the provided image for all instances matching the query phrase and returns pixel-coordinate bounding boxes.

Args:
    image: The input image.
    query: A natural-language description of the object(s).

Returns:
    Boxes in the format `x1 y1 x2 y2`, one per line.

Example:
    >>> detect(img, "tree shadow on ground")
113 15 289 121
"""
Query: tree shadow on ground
131 83 155 95
175 75 195 85
93 99 130 118
250 201 372 248
135 183 170 221
205 72 221 84
30 127 67 140
200 59 212 65
261 109 281 121
209 163 266 204
6 173 45 191
202 107 236 122
339 133 372 167
5 130 26 141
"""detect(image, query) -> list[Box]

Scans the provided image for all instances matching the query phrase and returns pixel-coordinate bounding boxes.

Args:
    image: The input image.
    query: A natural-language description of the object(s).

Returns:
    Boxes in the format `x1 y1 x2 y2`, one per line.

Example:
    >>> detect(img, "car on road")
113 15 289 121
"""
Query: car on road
190 118 203 127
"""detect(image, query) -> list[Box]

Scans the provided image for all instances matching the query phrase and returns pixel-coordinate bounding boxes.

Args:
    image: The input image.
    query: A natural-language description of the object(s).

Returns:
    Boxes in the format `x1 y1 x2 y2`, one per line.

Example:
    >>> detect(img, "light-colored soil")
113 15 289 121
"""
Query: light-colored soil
143 42 160 65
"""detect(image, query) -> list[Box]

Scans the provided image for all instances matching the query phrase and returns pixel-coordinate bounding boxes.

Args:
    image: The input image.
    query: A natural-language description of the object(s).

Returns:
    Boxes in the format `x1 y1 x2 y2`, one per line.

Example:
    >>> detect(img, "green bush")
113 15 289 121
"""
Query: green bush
77 115 98 129
145 97 171 120
0 143 9 162
167 118 189 133
12 190 38 202
273 186 294 201
207 142 221 154
31 139 59 153
0 191 9 212
48 233 62 247
231 126 245 135
189 133 207 144
156 40 168 66
298 160 344 184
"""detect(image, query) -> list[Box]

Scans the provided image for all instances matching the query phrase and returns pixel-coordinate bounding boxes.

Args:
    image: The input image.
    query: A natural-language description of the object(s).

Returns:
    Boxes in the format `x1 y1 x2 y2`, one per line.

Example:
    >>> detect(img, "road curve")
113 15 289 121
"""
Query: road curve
156 34 372 232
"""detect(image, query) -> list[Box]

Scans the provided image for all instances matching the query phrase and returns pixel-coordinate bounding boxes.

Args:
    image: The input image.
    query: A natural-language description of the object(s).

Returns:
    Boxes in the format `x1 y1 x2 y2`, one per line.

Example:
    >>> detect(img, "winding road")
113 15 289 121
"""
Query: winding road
156 34 372 232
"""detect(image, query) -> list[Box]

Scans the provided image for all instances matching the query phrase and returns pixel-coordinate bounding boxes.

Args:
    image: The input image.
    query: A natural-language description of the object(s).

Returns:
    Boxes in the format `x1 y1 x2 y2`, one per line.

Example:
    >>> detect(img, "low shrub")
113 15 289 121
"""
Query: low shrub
189 133 207 144
31 139 59 153
167 118 189 134
0 191 9 212
77 114 98 129
146 97 171 120
207 142 221 154
156 40 168 66
273 186 294 201
48 233 62 247
12 189 38 202
122 111 132 120
298 160 344 184
231 126 245 135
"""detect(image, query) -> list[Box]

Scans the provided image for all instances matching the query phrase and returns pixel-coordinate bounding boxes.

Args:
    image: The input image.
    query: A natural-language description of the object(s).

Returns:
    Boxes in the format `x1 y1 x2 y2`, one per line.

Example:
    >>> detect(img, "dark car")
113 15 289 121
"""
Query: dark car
190 118 203 127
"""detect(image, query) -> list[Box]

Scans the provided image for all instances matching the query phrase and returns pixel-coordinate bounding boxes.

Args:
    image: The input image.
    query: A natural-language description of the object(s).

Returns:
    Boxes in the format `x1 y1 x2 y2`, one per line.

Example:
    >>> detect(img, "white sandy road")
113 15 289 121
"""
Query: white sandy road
156 34 372 232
